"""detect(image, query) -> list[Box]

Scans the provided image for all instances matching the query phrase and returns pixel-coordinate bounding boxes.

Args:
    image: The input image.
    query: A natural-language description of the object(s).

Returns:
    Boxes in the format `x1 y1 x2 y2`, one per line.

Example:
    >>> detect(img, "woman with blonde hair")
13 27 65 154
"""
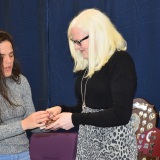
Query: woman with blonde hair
46 8 138 159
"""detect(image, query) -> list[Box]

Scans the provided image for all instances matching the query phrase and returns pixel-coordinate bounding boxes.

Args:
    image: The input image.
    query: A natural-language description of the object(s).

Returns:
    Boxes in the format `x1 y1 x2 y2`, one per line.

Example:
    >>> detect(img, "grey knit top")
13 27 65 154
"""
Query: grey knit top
0 74 35 154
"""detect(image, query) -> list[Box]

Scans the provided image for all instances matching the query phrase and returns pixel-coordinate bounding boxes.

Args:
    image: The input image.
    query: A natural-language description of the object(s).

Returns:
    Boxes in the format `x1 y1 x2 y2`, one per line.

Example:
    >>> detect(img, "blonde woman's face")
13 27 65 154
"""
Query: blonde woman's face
0 41 14 77
70 27 89 59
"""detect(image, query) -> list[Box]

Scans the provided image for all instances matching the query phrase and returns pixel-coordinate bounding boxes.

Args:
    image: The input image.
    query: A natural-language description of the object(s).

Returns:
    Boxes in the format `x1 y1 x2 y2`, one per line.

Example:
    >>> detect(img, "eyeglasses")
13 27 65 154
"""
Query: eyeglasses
70 35 89 46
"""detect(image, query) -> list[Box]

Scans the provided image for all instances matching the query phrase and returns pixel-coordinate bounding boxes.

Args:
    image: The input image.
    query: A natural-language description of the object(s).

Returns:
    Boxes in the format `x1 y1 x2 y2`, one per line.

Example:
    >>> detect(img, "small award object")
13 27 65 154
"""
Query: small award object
45 119 56 127
40 119 56 129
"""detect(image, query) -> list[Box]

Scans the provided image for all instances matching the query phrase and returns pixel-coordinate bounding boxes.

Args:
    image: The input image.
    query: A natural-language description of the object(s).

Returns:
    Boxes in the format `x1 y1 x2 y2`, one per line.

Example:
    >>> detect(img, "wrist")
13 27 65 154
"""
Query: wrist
21 119 27 131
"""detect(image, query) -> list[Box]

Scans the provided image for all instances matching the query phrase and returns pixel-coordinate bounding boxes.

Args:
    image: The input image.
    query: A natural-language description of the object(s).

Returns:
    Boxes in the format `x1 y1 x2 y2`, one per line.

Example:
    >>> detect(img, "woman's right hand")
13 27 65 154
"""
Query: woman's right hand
21 111 49 130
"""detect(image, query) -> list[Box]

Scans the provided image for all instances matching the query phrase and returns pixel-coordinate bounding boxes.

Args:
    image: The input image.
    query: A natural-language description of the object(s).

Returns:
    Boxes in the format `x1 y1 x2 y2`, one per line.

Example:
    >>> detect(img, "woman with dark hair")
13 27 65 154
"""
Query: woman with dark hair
0 31 49 160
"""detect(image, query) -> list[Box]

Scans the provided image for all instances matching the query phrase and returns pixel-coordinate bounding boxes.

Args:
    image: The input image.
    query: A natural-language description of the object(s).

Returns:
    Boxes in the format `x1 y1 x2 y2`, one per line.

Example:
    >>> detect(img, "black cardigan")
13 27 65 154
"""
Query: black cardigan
61 51 137 127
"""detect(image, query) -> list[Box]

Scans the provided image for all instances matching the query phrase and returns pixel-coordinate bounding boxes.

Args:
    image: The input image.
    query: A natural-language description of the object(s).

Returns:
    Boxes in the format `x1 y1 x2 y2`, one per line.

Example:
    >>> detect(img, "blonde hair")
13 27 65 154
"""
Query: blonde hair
68 8 127 77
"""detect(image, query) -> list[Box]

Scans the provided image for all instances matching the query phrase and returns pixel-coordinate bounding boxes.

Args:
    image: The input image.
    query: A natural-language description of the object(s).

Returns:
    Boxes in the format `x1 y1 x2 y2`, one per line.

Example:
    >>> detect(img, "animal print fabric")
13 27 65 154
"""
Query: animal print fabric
76 107 138 160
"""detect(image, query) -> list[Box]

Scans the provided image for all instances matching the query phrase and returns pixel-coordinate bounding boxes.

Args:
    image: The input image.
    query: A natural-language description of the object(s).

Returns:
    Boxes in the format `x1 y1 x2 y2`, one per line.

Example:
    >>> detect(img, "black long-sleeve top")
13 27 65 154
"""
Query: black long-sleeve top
61 51 137 127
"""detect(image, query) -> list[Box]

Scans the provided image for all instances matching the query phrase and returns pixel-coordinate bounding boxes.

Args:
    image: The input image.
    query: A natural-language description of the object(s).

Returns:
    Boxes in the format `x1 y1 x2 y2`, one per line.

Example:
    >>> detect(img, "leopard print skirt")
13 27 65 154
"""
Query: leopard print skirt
76 107 138 160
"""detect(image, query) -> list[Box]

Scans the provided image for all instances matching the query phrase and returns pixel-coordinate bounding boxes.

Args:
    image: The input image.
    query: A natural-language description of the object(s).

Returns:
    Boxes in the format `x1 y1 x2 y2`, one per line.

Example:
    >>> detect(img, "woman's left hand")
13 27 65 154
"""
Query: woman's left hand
45 112 74 130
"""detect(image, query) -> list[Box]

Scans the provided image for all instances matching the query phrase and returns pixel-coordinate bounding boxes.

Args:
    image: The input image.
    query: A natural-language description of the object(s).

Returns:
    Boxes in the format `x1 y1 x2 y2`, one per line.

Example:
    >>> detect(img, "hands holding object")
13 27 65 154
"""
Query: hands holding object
40 106 74 130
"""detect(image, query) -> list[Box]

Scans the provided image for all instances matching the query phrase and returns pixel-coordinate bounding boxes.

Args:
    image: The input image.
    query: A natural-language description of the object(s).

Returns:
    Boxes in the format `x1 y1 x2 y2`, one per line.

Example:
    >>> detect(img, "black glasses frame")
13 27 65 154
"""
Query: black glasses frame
70 35 89 46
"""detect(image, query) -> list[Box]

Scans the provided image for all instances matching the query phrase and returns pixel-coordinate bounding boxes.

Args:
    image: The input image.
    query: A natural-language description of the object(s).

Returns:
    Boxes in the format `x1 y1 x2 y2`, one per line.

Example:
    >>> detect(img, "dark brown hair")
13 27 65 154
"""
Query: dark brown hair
0 31 21 106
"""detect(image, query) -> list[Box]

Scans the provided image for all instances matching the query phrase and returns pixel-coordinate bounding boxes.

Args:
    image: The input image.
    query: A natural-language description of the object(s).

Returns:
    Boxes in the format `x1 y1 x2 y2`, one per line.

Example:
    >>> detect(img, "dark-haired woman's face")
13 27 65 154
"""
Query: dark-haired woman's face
0 41 14 77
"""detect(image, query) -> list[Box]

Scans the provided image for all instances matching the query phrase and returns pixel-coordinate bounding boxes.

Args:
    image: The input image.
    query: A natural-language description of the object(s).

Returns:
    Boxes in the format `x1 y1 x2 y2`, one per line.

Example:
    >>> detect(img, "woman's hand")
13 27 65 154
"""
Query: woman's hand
21 111 49 130
45 112 74 130
46 106 62 119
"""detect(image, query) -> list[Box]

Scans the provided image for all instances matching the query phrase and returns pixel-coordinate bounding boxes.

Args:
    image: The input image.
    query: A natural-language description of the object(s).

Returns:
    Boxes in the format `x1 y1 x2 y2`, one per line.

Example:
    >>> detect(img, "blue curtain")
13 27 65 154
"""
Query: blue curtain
0 0 49 110
0 0 160 126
